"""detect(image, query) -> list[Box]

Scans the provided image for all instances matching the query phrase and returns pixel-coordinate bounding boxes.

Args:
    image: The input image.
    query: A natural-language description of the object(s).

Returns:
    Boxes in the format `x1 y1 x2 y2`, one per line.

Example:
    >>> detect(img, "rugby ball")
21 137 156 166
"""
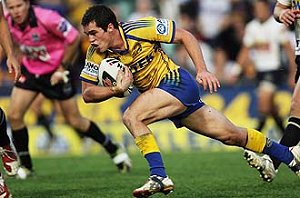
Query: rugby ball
98 58 133 97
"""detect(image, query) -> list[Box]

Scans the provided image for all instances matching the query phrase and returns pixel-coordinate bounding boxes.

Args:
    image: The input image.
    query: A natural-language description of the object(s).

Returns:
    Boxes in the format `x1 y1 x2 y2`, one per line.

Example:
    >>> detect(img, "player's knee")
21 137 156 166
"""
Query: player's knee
122 109 132 127
7 109 22 123
122 108 139 127
257 103 271 114
65 117 80 128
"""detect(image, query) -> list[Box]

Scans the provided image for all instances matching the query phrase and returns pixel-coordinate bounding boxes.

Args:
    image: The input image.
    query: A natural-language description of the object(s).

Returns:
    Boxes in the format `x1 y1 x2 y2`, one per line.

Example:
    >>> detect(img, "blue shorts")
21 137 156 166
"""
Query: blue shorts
158 68 205 128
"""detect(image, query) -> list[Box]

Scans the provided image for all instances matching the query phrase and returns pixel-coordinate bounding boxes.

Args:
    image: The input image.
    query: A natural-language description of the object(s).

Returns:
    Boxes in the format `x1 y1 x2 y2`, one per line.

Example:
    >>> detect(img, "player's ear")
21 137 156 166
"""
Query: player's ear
107 23 114 33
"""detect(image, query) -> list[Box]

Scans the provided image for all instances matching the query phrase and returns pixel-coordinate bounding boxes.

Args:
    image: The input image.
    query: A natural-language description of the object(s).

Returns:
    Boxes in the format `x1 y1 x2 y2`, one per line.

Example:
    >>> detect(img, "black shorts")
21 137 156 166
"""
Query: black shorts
256 70 284 86
15 66 76 100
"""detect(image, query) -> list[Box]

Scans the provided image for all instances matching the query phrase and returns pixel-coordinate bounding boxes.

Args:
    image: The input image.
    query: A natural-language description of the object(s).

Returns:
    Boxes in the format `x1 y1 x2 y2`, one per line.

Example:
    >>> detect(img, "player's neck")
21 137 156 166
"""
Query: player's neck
111 31 125 51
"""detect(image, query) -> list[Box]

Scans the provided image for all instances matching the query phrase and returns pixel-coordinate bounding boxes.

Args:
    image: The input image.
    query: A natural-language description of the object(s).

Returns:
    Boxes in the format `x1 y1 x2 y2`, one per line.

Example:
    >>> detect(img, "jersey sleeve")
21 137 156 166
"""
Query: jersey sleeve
123 17 176 43
40 8 79 45
79 46 104 85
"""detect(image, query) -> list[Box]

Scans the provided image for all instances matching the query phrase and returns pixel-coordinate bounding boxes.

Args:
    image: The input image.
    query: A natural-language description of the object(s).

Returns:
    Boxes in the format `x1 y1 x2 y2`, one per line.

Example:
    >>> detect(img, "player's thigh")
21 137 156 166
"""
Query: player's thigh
9 87 38 117
124 88 186 125
181 105 243 140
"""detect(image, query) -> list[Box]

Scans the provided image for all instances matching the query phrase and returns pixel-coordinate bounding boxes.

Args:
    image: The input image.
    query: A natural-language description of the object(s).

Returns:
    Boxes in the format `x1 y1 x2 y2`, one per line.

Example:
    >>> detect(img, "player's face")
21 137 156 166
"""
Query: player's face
83 21 112 53
254 2 270 22
5 0 30 25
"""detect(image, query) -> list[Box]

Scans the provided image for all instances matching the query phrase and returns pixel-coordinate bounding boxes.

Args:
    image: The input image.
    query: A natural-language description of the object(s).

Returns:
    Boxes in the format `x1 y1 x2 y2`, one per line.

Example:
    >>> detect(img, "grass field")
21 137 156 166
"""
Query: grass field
5 150 299 198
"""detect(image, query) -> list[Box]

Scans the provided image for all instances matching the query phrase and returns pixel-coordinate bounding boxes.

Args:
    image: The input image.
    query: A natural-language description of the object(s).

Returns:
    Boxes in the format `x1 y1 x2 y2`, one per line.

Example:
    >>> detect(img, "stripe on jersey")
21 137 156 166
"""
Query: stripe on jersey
163 69 180 86
122 21 152 33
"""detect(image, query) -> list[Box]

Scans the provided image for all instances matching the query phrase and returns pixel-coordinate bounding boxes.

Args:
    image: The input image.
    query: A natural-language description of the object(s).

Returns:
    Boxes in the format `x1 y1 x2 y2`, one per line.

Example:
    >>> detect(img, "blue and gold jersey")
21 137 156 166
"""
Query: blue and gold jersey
80 17 179 91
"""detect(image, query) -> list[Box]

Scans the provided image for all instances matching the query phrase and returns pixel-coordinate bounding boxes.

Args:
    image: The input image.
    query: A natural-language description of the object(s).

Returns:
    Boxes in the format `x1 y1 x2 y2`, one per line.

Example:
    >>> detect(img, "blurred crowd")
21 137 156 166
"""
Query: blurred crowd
0 0 293 92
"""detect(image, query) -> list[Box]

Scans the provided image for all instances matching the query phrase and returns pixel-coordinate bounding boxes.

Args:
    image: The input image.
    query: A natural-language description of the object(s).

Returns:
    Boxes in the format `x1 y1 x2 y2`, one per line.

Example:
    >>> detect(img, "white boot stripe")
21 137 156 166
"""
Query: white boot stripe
288 121 300 129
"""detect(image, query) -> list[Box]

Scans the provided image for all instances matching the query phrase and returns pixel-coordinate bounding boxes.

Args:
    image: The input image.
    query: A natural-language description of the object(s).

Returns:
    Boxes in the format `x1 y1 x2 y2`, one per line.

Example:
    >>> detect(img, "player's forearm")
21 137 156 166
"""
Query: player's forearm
181 30 208 73
173 28 208 73
0 14 15 58
82 83 117 103
61 35 81 68
283 42 297 76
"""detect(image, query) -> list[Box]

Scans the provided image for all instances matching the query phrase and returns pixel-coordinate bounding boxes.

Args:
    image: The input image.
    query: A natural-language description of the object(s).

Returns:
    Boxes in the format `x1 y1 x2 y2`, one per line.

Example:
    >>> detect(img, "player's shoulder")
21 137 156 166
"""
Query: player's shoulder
86 45 105 62
125 16 156 24
33 6 61 21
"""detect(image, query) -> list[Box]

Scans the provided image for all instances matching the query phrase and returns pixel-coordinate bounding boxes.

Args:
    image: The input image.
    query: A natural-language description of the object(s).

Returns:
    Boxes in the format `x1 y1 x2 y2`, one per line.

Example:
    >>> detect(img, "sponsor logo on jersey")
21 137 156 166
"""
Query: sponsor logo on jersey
83 60 99 77
20 45 50 62
32 33 40 42
58 19 71 37
156 19 169 36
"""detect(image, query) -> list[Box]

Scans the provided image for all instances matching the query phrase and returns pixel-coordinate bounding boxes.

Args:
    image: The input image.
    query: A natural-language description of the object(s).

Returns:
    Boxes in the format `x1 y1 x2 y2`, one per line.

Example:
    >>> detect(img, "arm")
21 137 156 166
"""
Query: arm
274 2 296 26
236 45 256 79
82 66 133 103
282 41 297 87
173 28 220 93
0 4 20 82
50 33 81 85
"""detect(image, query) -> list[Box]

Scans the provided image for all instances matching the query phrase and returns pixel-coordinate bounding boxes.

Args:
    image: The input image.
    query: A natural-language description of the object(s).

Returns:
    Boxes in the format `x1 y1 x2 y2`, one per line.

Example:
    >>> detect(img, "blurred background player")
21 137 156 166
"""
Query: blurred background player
244 0 300 182
237 0 296 136
0 0 20 196
1 0 131 179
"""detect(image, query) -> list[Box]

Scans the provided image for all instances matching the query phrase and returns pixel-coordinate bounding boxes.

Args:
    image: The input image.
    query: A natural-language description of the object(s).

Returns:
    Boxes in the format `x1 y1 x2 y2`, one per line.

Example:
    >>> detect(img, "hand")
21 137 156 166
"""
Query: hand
50 70 70 85
112 66 133 95
279 9 297 26
6 55 21 82
196 70 220 93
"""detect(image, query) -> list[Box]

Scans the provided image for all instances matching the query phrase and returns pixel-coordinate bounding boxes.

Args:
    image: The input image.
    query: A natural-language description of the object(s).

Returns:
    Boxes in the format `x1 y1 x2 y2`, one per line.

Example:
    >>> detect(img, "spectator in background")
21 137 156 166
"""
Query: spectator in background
199 0 232 44
237 0 296 136
128 0 158 20
174 0 214 76
212 10 246 85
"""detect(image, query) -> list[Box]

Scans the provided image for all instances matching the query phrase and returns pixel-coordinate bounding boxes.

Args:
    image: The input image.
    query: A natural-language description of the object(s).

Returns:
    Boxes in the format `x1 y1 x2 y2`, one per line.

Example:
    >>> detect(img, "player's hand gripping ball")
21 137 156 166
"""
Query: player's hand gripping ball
98 58 133 97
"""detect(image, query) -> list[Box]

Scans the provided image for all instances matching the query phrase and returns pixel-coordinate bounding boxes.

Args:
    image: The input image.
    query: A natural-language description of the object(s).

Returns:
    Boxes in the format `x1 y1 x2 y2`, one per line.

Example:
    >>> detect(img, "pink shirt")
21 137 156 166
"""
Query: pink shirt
6 6 79 75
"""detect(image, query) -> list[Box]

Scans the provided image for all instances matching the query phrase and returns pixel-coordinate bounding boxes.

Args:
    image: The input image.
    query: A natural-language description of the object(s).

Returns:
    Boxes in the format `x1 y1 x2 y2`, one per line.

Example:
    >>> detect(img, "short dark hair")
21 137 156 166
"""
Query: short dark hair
81 4 119 32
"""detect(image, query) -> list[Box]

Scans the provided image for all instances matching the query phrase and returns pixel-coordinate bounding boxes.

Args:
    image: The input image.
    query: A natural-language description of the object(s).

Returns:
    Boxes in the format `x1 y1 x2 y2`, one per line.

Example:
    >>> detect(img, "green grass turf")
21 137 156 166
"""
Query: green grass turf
5 150 299 198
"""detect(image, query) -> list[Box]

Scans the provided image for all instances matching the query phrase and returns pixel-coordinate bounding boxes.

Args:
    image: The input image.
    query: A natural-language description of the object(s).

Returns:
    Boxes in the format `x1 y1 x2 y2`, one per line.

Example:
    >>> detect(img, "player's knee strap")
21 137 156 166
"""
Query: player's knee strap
135 133 160 156
245 128 266 153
